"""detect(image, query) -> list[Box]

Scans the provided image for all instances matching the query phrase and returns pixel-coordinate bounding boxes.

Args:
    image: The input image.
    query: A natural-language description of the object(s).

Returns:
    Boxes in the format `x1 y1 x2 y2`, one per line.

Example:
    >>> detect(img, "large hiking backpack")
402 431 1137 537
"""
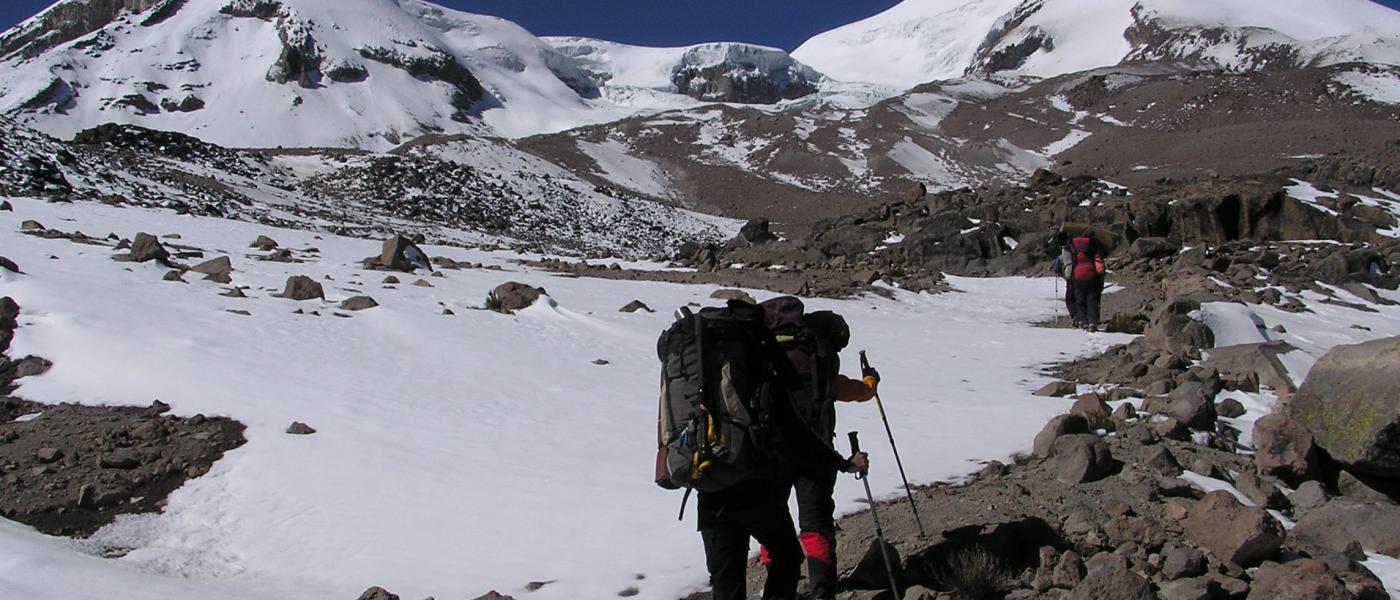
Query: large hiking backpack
655 301 783 494
760 296 849 443
1070 235 1099 283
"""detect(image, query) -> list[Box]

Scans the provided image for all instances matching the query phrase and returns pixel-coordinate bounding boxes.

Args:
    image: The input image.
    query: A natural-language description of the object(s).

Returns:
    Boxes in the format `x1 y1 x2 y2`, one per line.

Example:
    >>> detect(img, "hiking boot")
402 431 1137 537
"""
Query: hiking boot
1088 324 1098 333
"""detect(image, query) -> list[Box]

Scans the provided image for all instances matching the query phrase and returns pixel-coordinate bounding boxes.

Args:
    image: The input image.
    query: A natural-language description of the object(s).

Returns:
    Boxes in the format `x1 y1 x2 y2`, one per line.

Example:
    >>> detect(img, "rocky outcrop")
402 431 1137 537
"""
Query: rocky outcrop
1290 499 1400 558
220 0 323 88
357 44 483 117
1285 336 1400 480
1252 415 1321 486
670 44 819 104
0 0 166 61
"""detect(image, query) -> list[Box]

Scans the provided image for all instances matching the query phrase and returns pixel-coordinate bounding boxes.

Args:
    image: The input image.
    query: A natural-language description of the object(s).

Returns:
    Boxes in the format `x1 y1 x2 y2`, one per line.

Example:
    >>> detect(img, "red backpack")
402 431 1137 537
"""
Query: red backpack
1070 236 1102 282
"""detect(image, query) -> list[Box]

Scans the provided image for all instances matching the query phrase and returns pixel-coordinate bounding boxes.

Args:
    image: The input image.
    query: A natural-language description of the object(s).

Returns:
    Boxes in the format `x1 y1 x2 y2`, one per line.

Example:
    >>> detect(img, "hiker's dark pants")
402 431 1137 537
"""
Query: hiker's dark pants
1063 280 1078 323
698 486 803 600
1073 277 1103 326
792 469 840 599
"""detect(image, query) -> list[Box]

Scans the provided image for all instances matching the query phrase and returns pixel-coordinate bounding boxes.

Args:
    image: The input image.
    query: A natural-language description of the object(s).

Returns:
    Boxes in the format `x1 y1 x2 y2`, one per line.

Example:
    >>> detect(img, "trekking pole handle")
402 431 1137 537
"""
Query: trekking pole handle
859 350 871 371
848 431 861 454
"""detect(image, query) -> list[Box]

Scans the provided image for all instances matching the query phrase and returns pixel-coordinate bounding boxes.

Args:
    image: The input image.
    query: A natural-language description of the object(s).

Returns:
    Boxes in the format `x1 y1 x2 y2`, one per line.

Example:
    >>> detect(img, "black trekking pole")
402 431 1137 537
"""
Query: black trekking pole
859 351 927 538
849 432 900 600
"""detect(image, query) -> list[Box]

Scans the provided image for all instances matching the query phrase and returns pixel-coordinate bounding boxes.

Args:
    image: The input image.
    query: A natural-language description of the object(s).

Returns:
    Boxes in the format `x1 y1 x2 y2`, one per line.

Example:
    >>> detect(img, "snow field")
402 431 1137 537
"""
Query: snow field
0 196 1125 599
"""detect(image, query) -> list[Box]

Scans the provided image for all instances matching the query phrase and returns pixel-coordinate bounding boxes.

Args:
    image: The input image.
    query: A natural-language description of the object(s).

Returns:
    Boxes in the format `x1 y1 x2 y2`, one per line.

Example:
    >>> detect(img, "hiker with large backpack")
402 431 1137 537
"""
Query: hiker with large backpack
655 300 869 600
1066 232 1106 331
758 296 879 600
1049 232 1079 326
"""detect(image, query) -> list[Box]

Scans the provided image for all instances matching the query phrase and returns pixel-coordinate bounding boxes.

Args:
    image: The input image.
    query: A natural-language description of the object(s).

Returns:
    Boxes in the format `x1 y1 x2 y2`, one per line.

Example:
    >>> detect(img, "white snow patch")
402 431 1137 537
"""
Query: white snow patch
576 139 674 199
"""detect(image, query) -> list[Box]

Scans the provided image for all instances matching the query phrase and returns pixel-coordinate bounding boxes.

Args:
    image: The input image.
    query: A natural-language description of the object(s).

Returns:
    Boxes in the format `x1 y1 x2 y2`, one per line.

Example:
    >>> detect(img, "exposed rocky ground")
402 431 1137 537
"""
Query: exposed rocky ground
0 295 246 539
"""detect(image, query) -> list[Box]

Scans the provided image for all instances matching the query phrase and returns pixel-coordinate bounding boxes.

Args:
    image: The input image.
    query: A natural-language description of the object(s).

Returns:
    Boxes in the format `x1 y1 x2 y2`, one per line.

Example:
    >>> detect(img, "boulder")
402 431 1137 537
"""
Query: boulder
1166 382 1217 431
1112 403 1138 422
286 422 317 435
250 235 279 251
1289 481 1334 518
129 232 170 263
709 289 756 304
190 256 232 277
1183 490 1284 567
1145 298 1214 352
1246 559 1351 600
1216 398 1246 419
1034 414 1090 459
1071 394 1112 422
1157 577 1221 600
1035 381 1078 397
339 296 379 311
1052 550 1087 589
1052 434 1116 484
1160 543 1206 580
1336 470 1397 506
1154 418 1190 441
1068 553 1152 600
1285 336 1400 479
843 538 903 591
1290 499 1400 558
1235 469 1288 510
1252 415 1321 486
1142 446 1183 476
1129 237 1179 260
0 256 19 274
1200 341 1299 394
490 282 546 314
277 276 325 301
735 218 779 246
619 300 653 313
380 235 432 272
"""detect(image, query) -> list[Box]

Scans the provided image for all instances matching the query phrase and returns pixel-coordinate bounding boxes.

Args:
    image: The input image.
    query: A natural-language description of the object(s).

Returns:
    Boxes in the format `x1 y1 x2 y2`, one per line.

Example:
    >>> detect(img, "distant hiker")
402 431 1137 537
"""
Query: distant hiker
759 296 878 600
655 300 869 600
1067 232 1106 331
1049 232 1079 326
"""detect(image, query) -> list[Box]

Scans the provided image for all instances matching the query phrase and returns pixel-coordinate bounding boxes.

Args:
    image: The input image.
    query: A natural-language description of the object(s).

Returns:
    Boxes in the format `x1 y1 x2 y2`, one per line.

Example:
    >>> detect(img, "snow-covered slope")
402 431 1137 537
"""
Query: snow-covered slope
0 195 1139 599
794 0 1400 88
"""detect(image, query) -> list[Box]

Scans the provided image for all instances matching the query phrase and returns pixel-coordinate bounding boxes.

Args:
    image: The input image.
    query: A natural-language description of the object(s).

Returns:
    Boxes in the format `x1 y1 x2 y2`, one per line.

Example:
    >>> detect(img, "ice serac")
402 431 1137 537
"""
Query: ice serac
544 37 822 105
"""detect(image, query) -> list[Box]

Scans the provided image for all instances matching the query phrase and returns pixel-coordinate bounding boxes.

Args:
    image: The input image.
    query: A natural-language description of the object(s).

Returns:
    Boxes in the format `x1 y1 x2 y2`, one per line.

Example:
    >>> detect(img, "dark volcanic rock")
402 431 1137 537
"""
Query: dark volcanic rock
1165 382 1217 431
286 421 316 435
619 300 653 313
355 586 400 600
1068 553 1152 600
339 296 379 311
1034 414 1090 459
128 232 170 263
1285 336 1400 479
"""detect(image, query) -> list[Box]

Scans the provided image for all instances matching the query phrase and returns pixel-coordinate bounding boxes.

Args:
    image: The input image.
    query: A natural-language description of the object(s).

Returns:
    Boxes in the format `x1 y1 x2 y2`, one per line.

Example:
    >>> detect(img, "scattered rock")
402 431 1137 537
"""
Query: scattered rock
1142 445 1182 476
1034 414 1089 459
35 447 63 463
1069 553 1152 600
1183 490 1284 567
1070 394 1112 422
382 275 400 284
413 279 433 288
1290 499 1400 558
1165 382 1217 431
128 232 170 263
1289 481 1334 518
0 256 19 274
190 256 233 277
276 276 325 301
1157 576 1221 600
250 235 279 251
286 422 316 435
1052 434 1116 484
1216 398 1246 419
221 287 248 298
709 289 756 304
843 538 904 591
98 450 141 469
162 269 184 282
340 296 379 311
1336 470 1397 506
1160 543 1206 579
379 235 433 272
1252 415 1320 486
1112 403 1138 422
619 300 654 313
1235 469 1288 510
1247 559 1351 600
489 282 546 314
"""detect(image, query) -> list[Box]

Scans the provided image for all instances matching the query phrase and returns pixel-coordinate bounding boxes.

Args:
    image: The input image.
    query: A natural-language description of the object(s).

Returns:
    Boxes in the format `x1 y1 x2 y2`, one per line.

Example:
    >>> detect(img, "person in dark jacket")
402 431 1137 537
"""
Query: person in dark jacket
759 302 879 600
698 393 868 600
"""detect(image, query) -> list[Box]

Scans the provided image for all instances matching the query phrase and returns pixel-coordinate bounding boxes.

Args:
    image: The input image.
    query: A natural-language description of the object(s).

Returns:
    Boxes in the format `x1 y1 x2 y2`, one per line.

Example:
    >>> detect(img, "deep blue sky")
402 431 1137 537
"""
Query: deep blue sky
2 0 1400 51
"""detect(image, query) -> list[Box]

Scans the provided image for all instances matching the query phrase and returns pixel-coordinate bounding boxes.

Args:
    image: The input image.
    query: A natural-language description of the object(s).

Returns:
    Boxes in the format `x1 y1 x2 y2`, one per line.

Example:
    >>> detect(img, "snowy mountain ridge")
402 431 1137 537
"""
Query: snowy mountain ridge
794 0 1400 88
3 0 1398 150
